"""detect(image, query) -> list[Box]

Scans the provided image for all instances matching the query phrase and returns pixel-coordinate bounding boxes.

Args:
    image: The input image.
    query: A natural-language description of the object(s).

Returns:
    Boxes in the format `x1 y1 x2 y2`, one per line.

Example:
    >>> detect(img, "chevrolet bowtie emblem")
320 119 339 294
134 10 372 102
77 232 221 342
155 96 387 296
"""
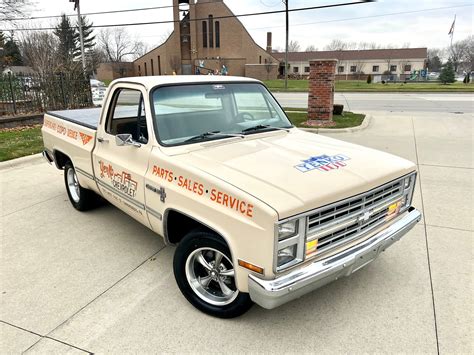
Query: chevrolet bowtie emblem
359 210 372 223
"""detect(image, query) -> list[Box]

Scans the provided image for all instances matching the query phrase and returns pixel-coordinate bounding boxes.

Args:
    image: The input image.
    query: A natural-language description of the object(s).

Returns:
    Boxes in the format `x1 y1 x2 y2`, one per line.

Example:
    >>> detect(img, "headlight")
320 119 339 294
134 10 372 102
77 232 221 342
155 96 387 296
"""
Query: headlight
275 218 305 271
278 220 298 241
400 172 416 212
277 245 297 266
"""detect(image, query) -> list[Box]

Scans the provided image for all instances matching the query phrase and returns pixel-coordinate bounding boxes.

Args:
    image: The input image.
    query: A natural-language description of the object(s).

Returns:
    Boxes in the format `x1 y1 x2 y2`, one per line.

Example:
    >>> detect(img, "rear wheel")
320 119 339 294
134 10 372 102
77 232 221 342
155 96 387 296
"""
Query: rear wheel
173 230 253 318
64 162 99 211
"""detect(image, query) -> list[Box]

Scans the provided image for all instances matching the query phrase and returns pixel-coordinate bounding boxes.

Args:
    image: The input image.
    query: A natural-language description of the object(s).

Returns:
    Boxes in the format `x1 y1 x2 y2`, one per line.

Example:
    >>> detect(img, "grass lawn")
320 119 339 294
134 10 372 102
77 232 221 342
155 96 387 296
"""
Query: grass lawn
284 109 365 129
264 79 474 92
0 125 44 162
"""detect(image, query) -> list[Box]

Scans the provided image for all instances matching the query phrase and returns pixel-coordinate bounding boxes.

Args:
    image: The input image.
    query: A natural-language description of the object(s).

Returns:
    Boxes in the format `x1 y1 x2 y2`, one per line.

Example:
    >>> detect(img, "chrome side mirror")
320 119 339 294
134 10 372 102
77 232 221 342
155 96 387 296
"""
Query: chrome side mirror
115 133 141 147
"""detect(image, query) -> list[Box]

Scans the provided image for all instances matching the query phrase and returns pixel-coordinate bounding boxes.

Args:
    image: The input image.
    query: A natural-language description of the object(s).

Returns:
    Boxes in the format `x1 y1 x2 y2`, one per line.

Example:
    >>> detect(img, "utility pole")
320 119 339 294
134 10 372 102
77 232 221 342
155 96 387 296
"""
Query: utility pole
283 0 289 90
71 0 86 75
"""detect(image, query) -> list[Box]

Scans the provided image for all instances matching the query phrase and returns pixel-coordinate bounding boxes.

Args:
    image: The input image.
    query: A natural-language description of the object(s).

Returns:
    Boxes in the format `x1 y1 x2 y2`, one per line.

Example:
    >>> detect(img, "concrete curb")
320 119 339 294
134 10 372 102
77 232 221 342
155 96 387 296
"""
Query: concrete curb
299 114 372 134
0 153 44 171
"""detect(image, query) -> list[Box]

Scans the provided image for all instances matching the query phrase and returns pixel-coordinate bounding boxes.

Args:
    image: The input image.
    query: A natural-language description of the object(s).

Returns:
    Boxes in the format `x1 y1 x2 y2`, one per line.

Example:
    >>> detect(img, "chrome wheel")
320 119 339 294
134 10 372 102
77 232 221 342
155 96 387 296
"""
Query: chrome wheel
185 247 238 306
66 167 80 203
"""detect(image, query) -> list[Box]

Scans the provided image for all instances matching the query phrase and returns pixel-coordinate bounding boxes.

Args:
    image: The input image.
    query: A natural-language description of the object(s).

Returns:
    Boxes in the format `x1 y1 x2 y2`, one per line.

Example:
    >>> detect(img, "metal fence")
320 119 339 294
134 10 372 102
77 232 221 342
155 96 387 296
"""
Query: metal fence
0 73 93 116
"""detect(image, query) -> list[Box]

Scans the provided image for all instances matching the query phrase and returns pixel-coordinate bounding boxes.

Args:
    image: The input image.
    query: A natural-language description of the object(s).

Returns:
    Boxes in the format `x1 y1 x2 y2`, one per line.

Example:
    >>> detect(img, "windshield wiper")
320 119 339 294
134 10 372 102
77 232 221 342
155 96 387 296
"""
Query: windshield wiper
241 124 291 134
184 131 244 143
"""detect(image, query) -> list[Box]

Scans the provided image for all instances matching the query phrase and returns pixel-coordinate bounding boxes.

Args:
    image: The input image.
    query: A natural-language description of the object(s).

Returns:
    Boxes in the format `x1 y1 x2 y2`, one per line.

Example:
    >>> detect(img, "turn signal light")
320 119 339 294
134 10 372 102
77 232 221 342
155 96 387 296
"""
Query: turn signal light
238 259 264 274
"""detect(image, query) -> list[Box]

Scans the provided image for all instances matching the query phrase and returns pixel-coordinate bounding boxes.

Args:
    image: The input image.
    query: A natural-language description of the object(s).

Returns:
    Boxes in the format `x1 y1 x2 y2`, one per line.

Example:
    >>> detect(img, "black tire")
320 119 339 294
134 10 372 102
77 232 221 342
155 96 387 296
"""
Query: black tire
173 230 253 318
64 162 99 211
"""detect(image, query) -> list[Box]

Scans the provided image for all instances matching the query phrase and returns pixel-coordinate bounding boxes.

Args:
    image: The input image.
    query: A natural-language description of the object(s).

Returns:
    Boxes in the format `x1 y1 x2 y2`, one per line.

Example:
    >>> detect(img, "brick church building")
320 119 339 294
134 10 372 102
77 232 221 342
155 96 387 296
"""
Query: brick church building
132 0 278 80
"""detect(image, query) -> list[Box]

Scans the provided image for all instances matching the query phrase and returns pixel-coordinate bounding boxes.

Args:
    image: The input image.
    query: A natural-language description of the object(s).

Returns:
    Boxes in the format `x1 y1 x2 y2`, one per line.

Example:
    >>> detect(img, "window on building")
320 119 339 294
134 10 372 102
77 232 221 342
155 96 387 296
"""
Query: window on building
151 59 154 75
144 62 148 76
390 65 397 72
404 64 412 72
158 56 161 75
350 66 357 73
138 65 141 76
304 66 310 73
293 67 299 73
372 65 379 72
338 66 344 73
208 15 214 48
202 21 207 48
215 21 220 48
259 56 262 64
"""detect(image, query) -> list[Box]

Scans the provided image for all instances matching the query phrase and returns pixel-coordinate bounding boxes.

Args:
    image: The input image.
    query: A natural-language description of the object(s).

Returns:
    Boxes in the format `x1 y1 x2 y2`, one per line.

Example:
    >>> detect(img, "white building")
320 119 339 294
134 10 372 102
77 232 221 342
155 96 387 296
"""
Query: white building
273 48 427 80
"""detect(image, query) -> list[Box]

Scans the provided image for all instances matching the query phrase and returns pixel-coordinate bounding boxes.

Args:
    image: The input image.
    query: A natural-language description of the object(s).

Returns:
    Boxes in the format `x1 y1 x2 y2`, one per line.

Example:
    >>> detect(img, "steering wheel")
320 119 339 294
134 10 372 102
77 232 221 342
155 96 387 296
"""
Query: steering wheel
236 112 255 122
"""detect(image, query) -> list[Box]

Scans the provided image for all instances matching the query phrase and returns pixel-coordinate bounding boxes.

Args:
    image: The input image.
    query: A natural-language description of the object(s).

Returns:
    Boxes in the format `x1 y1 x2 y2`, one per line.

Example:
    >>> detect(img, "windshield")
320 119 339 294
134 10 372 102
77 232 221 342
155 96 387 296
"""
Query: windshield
151 83 292 146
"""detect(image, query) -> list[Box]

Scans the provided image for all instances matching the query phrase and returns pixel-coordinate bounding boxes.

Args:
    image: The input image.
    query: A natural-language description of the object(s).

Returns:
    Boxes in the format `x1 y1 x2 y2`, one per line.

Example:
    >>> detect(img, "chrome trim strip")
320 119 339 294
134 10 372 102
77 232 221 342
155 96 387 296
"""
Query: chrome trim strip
249 207 422 309
75 167 95 181
96 179 145 210
146 206 163 220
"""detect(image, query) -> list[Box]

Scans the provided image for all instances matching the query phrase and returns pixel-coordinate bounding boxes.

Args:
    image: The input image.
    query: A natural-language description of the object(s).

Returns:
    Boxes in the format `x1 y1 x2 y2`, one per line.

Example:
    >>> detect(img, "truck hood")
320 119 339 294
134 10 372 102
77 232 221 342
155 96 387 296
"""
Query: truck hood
172 129 416 219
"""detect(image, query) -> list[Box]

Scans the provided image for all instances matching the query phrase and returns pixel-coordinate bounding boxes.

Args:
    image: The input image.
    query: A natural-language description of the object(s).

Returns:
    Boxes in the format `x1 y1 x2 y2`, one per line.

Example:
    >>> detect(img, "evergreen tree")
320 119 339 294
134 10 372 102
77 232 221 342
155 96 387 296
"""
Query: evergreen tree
2 32 23 66
439 61 456 84
75 16 96 57
54 14 78 65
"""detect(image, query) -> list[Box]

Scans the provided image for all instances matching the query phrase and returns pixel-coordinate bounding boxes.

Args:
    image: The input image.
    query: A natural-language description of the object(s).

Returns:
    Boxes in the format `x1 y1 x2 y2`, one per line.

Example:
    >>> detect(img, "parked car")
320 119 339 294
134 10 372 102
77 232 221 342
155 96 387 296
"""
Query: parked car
42 76 421 318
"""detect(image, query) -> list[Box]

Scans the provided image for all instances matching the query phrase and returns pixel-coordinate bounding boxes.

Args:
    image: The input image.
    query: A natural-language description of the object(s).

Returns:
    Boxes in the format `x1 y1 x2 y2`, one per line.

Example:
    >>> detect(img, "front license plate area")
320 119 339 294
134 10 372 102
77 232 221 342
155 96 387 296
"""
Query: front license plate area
352 246 380 273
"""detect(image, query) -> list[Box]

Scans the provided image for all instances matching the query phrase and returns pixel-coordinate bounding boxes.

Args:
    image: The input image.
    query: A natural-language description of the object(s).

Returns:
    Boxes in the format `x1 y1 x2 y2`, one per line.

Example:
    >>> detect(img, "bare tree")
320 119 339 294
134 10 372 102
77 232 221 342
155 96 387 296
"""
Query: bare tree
305 45 317 52
272 46 283 53
288 40 300 52
0 0 32 24
324 39 356 51
98 28 143 62
462 35 474 72
264 57 275 80
450 40 467 72
19 31 61 74
357 42 382 50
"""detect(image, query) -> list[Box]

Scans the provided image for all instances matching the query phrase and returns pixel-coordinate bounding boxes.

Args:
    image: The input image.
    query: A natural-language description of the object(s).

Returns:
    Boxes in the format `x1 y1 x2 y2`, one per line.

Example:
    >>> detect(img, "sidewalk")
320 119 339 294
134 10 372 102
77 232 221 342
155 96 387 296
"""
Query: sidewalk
1 111 472 354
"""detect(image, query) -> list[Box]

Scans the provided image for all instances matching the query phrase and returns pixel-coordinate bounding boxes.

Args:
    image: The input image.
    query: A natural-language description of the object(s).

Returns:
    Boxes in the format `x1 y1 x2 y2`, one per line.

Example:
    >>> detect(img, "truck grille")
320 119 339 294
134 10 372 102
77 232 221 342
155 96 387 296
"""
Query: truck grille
306 177 406 255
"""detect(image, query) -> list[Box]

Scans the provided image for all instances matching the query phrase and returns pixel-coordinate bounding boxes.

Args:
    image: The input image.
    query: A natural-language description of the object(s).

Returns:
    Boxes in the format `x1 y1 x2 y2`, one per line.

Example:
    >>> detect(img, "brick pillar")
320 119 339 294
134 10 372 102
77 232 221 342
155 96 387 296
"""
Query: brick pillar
307 59 337 124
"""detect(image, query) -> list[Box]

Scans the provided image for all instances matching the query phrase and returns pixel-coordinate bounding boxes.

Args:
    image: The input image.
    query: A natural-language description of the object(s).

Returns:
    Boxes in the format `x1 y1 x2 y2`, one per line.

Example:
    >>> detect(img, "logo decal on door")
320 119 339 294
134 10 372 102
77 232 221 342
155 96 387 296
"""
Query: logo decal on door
99 161 138 198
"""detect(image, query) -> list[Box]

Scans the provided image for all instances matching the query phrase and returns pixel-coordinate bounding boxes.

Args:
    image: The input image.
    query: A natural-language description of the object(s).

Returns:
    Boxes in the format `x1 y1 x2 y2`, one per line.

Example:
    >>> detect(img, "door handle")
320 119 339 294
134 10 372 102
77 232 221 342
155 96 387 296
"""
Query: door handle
97 137 109 143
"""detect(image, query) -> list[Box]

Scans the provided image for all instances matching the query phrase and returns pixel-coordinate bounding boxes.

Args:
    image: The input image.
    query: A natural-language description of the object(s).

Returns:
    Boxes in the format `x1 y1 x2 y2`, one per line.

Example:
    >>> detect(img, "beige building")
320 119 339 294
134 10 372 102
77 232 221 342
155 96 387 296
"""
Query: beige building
273 48 428 80
133 0 278 80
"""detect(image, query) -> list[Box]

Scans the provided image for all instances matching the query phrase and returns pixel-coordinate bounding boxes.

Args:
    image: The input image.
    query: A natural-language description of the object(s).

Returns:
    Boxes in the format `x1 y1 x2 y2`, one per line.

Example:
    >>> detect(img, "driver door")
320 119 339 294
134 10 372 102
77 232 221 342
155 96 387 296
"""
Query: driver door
93 84 152 228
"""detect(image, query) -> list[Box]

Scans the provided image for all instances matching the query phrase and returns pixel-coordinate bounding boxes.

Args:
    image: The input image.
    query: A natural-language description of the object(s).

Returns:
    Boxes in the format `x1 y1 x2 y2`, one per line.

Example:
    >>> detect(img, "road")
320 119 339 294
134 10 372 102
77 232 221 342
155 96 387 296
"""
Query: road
274 92 474 114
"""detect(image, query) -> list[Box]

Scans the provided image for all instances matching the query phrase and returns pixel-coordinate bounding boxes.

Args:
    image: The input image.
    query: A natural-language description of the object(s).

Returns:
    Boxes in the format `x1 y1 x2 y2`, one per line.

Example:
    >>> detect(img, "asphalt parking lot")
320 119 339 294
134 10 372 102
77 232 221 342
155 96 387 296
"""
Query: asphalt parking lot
1 110 472 354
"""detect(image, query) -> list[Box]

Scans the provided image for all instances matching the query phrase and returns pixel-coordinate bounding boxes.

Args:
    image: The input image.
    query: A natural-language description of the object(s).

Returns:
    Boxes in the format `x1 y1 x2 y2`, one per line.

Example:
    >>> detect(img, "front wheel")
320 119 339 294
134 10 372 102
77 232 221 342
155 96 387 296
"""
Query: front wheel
64 162 99 211
173 230 253 318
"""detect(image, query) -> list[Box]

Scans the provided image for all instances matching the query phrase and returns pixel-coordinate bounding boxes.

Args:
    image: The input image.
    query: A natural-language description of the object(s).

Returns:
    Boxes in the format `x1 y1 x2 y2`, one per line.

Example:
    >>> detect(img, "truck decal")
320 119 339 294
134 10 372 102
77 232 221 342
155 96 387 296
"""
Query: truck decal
295 154 350 173
99 161 138 198
43 118 93 145
152 164 254 218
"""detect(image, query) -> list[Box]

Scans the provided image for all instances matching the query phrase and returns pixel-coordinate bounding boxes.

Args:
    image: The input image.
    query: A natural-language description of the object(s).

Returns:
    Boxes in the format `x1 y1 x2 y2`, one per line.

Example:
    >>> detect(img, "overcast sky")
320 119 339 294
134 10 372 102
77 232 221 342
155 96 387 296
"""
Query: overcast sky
10 0 474 52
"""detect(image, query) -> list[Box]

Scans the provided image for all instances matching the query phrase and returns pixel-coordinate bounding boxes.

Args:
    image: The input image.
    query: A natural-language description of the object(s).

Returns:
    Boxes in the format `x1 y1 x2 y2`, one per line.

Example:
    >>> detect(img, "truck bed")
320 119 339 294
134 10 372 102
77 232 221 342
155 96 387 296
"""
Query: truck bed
47 107 101 130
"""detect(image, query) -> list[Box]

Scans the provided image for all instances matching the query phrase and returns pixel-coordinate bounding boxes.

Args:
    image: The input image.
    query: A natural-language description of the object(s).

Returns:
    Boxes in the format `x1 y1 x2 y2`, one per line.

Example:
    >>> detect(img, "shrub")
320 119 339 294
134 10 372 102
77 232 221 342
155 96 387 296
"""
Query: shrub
333 104 344 115
366 74 372 84
381 80 386 84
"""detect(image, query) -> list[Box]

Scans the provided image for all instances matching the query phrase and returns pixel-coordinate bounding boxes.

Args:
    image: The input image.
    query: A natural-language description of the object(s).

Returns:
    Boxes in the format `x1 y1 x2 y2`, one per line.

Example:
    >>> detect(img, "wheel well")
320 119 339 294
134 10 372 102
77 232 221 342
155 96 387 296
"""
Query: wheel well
54 150 71 169
165 210 218 245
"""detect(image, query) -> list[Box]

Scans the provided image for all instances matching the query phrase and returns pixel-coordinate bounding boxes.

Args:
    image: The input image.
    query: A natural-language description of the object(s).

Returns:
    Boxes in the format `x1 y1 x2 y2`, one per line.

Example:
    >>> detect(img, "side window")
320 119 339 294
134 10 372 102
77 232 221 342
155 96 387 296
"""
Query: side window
106 89 148 144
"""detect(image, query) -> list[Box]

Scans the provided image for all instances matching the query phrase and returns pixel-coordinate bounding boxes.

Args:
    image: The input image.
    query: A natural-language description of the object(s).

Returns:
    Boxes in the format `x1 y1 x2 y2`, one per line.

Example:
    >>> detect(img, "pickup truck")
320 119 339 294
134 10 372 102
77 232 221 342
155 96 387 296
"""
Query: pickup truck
42 76 421 318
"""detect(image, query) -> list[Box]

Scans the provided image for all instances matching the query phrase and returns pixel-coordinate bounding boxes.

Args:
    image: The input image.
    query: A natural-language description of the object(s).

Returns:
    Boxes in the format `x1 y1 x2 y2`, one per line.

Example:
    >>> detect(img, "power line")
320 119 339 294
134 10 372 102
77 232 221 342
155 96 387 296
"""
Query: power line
3 1 372 31
4 4 175 21
248 3 474 30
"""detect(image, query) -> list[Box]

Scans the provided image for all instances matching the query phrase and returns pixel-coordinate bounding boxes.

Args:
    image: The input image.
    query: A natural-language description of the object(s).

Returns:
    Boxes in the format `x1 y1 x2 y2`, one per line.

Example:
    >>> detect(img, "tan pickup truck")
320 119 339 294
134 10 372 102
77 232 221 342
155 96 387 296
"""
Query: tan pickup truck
42 76 421 318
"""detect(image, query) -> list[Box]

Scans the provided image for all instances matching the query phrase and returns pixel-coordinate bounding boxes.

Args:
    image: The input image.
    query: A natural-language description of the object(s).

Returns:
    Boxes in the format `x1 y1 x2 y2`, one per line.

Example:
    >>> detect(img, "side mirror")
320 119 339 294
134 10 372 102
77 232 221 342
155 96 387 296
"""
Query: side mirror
115 133 141 147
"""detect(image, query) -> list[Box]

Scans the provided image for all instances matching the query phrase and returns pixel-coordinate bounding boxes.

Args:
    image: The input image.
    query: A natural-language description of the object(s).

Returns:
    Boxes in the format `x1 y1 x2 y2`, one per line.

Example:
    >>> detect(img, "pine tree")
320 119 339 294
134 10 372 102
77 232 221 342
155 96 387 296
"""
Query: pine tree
439 61 456 84
2 32 23 66
54 14 78 65
75 16 96 57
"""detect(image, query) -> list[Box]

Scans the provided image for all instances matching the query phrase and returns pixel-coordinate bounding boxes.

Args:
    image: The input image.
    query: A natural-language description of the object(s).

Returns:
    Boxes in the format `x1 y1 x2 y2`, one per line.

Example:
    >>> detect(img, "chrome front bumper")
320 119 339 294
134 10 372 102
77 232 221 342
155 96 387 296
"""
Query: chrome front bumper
248 207 422 309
